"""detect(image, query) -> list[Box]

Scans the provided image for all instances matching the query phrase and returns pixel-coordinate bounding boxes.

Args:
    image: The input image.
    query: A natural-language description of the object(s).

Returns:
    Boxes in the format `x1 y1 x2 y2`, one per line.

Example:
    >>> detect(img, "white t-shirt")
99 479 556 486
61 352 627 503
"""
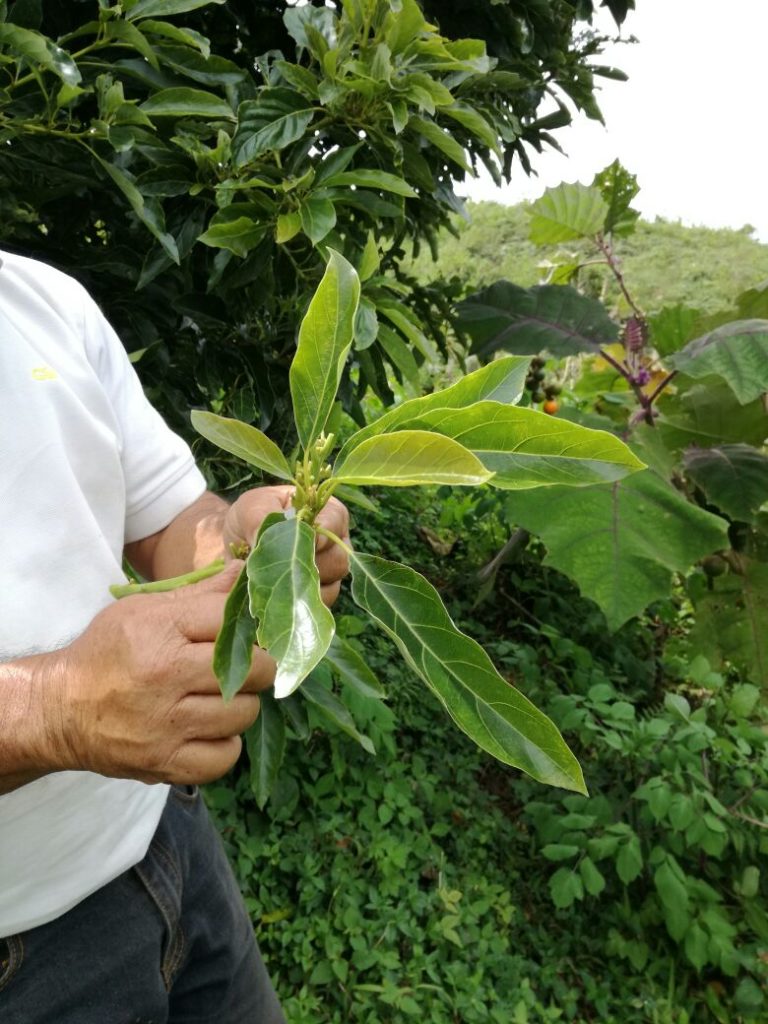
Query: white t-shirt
0 250 207 937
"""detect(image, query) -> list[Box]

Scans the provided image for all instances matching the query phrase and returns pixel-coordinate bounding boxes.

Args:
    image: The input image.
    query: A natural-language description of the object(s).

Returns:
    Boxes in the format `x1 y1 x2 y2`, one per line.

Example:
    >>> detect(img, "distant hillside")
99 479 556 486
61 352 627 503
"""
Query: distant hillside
403 201 768 314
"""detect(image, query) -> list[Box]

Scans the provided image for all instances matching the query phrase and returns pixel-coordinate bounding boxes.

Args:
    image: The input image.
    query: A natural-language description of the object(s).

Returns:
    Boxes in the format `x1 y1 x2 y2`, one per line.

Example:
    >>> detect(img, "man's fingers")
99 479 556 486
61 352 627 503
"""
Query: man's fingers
238 646 277 693
179 693 262 740
316 540 350 586
167 736 244 785
320 581 341 608
315 497 349 550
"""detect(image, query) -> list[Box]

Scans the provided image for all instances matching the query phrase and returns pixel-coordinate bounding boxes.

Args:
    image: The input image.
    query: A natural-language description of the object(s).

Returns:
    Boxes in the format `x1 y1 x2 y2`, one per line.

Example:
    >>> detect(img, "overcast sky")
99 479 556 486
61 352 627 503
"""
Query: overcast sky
464 1 768 242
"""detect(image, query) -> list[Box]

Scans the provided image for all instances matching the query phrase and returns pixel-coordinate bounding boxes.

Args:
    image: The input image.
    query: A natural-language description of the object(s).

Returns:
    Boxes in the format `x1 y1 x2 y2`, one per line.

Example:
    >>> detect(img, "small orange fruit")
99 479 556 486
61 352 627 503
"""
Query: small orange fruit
542 399 559 415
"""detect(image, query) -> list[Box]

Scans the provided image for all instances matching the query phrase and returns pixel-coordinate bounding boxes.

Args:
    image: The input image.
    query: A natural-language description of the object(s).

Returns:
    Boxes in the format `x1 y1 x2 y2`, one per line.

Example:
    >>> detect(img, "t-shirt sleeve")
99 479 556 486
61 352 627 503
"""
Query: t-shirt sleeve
78 288 207 543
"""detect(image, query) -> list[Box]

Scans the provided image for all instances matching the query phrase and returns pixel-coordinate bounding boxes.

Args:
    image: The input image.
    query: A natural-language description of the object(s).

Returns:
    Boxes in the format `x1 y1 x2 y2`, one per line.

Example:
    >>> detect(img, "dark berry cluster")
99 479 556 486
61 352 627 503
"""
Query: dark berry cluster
525 356 561 412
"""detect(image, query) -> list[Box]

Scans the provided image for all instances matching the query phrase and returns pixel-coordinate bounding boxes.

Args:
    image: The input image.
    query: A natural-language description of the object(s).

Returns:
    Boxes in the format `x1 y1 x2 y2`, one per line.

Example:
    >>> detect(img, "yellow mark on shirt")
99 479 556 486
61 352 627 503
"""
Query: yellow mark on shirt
31 366 58 381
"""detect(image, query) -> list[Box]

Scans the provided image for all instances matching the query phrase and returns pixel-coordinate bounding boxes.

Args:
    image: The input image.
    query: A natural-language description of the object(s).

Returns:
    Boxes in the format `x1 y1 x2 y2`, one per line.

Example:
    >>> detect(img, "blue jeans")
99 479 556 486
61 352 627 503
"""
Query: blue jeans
0 784 286 1023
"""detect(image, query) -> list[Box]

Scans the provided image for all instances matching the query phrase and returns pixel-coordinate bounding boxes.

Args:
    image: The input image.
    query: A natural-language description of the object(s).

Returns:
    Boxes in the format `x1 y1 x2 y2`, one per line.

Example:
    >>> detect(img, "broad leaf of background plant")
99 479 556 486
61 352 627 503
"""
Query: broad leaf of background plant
528 182 608 244
247 517 334 698
290 249 360 449
213 562 257 700
657 379 768 451
688 561 768 687
668 320 768 404
396 403 645 488
457 283 618 359
349 551 586 793
507 468 729 630
334 431 492 487
683 444 768 524
245 691 286 809
336 356 530 461
191 410 293 480
648 304 701 357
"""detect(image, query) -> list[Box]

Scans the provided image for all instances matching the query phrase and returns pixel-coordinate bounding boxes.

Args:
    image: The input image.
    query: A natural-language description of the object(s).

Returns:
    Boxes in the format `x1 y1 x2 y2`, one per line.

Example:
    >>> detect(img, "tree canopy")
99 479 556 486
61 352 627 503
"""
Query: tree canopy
0 0 633 463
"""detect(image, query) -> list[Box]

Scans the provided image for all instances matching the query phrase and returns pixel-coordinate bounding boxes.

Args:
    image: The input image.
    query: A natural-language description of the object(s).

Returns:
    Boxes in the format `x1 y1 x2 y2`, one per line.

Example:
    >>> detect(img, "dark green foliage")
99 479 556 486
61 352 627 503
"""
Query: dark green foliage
208 486 768 1022
0 0 627 479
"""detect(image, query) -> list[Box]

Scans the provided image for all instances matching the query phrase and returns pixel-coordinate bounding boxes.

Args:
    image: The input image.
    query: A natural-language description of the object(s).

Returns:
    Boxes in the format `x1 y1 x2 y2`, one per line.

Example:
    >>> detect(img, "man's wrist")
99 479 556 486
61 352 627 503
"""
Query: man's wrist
0 651 69 794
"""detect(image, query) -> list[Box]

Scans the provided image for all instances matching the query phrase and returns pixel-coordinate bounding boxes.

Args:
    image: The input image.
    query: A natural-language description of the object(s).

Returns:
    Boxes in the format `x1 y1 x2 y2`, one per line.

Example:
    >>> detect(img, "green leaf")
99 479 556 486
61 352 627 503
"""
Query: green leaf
668 794 695 832
349 552 586 793
337 356 530 462
283 4 337 50
334 431 492 488
153 44 245 87
245 691 286 809
213 562 257 701
442 102 500 153
318 169 417 197
688 560 768 688
550 867 584 909
197 214 265 258
0 23 80 85
684 923 709 971
384 0 426 54
139 19 211 57
275 210 302 244
290 249 361 450
247 517 335 699
127 0 225 20
301 671 375 754
324 634 384 699
616 835 643 884
377 323 419 388
457 283 618 359
397 403 645 488
331 484 378 513
300 196 336 244
528 182 608 243
580 856 607 896
654 861 689 941
233 88 315 166
648 304 701 357
354 297 379 351
409 115 472 173
592 160 640 238
358 231 380 281
541 843 580 862
190 410 293 481
140 86 233 119
377 300 438 362
657 379 768 451
684 444 768 523
509 466 729 630
668 320 768 404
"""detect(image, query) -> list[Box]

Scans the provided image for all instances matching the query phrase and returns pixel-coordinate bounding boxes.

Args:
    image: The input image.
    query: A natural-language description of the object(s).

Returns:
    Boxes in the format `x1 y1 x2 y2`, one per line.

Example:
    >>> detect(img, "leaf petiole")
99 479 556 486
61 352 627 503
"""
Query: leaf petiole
110 558 226 598
314 525 353 556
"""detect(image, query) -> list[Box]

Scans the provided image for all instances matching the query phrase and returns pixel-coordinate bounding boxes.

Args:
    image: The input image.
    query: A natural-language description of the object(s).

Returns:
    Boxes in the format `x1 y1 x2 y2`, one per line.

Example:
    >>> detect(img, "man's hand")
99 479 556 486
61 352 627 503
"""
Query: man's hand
223 485 351 606
42 564 274 786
